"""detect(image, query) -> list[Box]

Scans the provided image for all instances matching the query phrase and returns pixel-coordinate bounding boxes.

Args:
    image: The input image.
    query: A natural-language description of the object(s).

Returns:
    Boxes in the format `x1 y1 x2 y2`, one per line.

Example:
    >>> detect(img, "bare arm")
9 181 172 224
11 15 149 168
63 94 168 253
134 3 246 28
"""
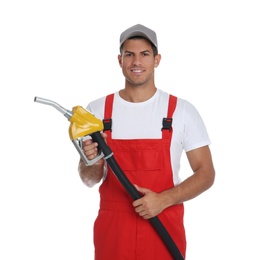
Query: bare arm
78 133 107 187
162 145 215 205
133 145 215 219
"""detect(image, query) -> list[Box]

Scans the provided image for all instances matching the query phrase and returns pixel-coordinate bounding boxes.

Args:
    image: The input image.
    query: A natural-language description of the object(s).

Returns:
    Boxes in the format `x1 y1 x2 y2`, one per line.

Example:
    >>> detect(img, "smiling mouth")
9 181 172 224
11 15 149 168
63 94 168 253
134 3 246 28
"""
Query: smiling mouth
131 69 144 73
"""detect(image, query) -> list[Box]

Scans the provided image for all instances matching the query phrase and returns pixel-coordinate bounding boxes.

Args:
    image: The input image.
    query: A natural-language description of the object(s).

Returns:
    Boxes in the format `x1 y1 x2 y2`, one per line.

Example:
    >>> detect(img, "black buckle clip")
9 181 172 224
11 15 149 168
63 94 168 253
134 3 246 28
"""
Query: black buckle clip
103 118 112 131
162 117 173 130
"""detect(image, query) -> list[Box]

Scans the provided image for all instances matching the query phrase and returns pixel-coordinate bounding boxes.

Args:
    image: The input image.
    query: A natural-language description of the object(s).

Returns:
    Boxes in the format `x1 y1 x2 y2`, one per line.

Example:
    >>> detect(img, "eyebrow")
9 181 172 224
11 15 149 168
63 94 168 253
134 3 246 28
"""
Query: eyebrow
124 50 151 54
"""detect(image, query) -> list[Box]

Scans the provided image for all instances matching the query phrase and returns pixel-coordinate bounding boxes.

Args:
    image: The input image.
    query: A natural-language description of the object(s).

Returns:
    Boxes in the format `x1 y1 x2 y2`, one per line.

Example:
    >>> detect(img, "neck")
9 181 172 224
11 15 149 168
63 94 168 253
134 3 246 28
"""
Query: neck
119 85 157 102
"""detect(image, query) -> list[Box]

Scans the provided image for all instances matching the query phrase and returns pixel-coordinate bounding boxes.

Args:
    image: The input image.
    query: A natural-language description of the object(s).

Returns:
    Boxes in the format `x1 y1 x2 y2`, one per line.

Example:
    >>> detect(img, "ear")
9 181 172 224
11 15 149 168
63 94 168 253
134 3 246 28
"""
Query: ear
154 54 161 68
118 54 123 68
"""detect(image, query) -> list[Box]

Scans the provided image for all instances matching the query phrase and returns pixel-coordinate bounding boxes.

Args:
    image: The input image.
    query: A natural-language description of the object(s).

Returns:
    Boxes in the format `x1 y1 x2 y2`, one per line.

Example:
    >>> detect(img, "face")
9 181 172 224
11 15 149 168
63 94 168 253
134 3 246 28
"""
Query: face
118 38 161 87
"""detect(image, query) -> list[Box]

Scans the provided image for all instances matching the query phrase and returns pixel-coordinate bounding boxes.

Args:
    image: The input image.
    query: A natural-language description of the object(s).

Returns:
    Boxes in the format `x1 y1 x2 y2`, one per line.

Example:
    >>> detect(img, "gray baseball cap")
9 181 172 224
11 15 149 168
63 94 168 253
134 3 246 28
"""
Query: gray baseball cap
119 24 158 51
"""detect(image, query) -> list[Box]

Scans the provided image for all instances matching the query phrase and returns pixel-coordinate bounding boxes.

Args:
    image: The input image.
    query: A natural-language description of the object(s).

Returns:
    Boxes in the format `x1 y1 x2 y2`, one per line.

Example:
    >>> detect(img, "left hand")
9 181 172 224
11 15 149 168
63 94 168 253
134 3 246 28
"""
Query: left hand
132 184 165 219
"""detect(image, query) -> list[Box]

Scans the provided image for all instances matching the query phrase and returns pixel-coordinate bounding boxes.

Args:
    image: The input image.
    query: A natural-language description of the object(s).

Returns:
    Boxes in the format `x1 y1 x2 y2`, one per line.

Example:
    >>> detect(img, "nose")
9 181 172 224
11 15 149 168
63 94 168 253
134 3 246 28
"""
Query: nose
132 55 142 66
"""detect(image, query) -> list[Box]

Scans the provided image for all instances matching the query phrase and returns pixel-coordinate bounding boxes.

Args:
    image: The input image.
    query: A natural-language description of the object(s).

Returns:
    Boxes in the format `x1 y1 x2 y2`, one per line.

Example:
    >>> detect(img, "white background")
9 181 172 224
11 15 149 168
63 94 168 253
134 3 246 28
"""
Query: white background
1 0 253 259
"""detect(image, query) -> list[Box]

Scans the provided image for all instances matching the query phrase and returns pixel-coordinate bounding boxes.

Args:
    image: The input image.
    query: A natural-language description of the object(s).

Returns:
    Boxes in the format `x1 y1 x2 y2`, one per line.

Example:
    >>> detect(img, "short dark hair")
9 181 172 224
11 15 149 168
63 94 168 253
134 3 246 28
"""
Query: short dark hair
120 36 158 57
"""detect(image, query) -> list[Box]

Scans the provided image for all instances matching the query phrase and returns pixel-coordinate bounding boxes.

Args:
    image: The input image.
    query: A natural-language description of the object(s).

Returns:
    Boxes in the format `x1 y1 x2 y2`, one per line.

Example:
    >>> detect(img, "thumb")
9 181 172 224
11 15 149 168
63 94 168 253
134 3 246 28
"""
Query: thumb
134 184 150 195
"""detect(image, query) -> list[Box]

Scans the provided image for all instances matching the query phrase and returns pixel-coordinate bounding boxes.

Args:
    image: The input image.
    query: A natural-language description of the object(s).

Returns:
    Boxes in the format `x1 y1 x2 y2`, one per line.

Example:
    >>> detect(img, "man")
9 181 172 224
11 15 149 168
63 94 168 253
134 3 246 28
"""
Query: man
78 24 215 259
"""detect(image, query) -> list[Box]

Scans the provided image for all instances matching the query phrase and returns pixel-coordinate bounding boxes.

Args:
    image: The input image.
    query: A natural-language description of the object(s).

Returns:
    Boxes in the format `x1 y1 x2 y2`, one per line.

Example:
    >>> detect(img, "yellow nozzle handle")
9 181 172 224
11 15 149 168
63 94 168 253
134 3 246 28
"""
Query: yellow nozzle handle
68 106 104 140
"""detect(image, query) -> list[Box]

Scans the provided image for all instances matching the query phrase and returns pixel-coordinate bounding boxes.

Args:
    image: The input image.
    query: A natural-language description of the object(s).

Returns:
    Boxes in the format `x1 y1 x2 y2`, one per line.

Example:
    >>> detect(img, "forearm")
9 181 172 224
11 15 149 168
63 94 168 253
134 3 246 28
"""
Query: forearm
160 166 215 209
160 145 216 209
78 158 105 187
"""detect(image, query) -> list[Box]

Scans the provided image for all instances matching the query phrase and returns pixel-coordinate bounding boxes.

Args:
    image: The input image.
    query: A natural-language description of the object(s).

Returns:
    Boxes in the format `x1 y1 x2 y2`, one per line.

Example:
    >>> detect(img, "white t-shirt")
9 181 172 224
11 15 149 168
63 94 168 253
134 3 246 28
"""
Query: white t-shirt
86 89 211 185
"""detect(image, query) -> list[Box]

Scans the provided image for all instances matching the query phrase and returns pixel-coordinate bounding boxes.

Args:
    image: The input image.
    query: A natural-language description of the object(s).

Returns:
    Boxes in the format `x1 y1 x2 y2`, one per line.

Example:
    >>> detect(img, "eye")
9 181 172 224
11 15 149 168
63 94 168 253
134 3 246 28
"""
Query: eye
124 52 133 57
142 52 150 56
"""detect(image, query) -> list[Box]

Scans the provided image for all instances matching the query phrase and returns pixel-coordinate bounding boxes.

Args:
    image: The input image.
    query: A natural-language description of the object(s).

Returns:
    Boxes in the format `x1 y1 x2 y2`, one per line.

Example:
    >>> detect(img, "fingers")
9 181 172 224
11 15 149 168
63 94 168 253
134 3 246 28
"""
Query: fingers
134 204 150 219
81 133 107 160
133 198 149 219
82 139 99 160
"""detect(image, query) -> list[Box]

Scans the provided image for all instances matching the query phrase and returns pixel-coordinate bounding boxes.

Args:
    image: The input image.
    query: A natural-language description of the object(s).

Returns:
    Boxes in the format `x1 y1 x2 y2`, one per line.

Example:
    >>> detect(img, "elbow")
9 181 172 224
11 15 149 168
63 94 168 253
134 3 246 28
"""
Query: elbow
77 160 91 187
81 176 98 188
206 167 216 190
78 163 95 188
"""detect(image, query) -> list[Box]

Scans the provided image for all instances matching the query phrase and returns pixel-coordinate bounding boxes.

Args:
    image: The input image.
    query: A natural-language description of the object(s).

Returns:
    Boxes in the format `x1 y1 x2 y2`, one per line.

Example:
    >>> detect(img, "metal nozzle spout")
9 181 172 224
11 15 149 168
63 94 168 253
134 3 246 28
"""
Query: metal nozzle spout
34 96 72 119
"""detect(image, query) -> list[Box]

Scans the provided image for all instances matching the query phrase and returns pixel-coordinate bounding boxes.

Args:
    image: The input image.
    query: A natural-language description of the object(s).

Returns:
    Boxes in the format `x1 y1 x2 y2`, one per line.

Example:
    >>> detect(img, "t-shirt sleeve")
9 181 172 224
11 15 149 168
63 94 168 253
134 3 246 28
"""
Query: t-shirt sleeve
182 100 211 152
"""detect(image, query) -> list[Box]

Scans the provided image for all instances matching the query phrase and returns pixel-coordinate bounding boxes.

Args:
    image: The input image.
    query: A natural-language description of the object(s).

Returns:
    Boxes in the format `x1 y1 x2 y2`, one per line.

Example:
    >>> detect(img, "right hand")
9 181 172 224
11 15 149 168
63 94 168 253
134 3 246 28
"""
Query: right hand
78 132 108 186
82 132 107 160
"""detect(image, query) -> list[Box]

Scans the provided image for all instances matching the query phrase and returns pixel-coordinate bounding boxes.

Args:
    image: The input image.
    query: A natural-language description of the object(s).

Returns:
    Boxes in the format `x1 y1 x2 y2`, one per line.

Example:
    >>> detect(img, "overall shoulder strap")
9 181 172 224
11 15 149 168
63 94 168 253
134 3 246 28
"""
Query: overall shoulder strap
162 94 177 139
103 93 114 139
167 94 177 118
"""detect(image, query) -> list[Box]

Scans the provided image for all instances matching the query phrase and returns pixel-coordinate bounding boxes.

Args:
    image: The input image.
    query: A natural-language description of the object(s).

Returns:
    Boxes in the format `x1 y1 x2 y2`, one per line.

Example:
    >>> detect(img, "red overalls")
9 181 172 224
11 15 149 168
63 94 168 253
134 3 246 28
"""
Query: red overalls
93 94 186 260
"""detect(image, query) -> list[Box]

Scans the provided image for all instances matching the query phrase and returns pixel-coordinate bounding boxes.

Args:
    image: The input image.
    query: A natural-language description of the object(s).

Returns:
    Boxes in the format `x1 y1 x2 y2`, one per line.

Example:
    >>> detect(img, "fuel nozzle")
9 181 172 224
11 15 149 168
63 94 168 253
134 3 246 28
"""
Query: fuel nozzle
34 97 73 119
34 96 105 165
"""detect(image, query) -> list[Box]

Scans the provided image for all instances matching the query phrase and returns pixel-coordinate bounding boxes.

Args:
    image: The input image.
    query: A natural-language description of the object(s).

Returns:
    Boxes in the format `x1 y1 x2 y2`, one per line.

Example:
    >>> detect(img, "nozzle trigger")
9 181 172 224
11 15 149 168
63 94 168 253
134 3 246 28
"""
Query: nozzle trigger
72 138 104 166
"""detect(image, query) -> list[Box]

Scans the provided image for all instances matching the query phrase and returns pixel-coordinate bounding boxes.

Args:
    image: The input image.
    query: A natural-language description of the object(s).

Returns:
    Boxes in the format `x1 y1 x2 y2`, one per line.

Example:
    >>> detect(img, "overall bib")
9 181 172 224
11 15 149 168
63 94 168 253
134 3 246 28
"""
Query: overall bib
94 94 186 260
